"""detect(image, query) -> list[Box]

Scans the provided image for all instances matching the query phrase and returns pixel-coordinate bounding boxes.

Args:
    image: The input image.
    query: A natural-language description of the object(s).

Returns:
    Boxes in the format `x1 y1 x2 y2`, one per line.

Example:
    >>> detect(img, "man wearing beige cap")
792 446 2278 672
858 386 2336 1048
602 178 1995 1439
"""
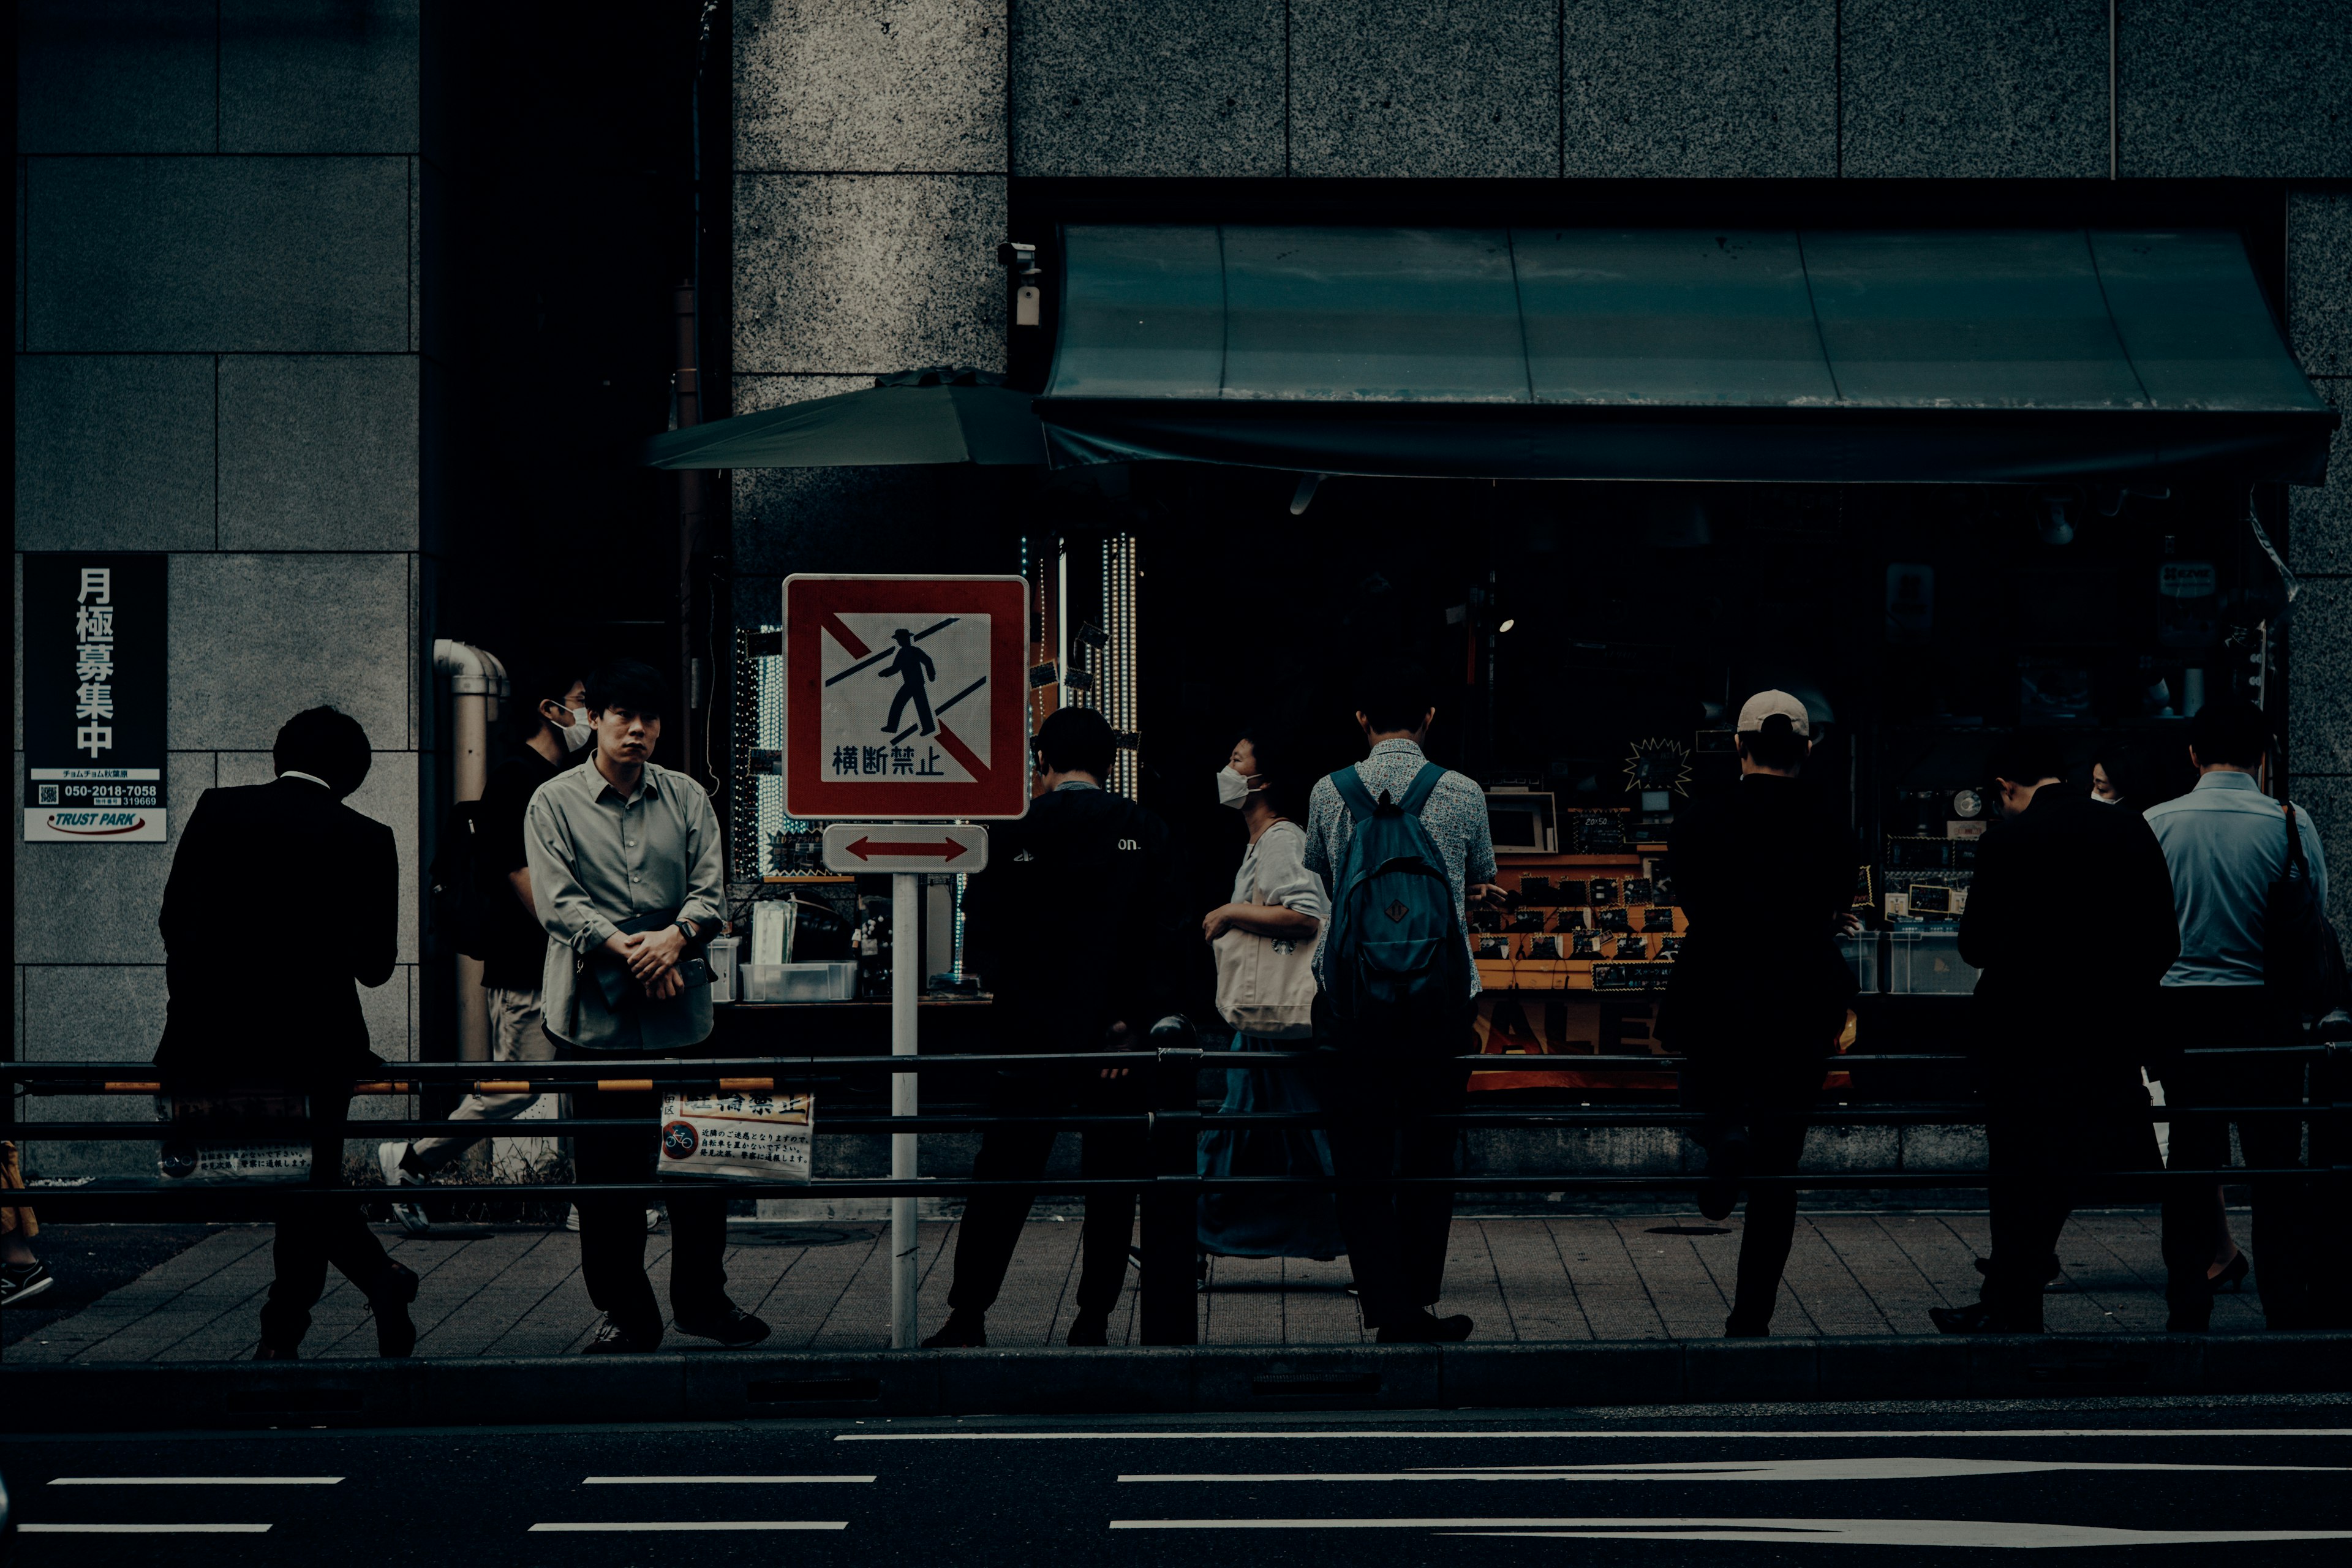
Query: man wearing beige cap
1659 690 1858 1336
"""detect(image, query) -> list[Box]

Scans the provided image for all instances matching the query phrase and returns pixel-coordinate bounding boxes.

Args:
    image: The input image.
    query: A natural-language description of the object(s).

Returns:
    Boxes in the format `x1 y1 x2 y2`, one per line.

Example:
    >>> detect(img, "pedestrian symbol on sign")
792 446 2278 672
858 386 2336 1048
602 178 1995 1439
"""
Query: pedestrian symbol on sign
818 612 993 785
785 575 1029 823
880 628 938 736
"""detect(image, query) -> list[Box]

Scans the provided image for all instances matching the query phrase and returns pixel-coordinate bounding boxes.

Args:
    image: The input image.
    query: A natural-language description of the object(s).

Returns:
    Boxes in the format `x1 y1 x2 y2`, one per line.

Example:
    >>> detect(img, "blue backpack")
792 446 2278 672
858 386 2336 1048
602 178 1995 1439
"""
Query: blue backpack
1325 762 1472 1047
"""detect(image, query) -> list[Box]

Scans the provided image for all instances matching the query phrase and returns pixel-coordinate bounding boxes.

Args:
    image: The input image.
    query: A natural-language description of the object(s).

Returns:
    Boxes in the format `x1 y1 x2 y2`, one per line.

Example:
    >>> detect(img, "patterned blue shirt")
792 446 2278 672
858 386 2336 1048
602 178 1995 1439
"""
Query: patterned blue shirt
2144 770 2331 988
1302 738 1498 992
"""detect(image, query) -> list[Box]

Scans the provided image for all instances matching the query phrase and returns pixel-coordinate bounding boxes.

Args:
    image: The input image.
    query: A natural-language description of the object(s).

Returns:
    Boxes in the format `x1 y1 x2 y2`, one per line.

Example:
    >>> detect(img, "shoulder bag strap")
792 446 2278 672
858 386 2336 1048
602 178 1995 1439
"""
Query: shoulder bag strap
1398 761 1446 817
1332 766 1379 824
2284 801 2310 881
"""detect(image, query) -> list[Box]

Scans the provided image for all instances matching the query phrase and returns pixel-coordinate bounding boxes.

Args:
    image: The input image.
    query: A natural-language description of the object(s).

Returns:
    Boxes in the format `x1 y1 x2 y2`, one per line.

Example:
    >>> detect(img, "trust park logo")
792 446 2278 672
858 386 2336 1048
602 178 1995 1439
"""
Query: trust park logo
42 812 149 836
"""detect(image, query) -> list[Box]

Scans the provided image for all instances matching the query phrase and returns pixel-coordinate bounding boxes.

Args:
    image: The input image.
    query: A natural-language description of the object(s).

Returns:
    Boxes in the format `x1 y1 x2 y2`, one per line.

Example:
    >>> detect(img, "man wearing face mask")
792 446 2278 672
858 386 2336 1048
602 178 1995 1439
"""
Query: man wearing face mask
378 660 605 1225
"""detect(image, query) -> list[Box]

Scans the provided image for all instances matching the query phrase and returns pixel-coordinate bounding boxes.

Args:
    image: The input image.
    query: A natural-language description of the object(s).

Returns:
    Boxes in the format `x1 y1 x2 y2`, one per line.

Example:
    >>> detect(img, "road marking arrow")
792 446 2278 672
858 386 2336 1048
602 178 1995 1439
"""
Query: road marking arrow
846 835 972 864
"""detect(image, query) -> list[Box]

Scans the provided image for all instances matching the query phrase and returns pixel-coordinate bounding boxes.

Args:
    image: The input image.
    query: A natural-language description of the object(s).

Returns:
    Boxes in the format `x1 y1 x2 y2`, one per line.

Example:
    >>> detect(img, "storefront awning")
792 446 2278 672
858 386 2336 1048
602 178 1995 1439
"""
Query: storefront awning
1038 226 2337 485
641 369 1045 469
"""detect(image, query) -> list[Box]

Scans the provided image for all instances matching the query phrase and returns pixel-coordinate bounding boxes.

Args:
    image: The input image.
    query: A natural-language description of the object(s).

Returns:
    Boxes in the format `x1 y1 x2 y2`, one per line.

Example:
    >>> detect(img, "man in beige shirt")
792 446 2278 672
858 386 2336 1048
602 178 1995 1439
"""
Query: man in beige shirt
525 658 754 1354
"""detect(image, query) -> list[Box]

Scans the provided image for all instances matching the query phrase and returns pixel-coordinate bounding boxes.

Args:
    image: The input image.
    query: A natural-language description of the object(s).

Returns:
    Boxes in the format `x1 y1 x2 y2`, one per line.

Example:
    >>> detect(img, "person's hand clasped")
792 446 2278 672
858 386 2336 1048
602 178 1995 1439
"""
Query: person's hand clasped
1202 903 1243 942
1101 1020 1131 1079
627 924 687 983
642 966 685 1001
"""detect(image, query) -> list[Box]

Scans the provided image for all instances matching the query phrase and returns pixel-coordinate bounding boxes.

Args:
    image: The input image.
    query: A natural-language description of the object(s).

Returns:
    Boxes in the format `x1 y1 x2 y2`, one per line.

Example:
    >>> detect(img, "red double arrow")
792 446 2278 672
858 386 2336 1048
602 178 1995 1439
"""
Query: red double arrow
845 835 972 864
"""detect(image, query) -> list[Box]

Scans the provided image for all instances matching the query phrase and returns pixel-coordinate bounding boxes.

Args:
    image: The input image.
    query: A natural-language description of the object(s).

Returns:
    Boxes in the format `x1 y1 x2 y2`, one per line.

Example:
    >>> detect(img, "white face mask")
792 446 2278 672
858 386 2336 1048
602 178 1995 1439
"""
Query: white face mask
2090 788 2121 805
1216 766 1261 810
552 703 595 754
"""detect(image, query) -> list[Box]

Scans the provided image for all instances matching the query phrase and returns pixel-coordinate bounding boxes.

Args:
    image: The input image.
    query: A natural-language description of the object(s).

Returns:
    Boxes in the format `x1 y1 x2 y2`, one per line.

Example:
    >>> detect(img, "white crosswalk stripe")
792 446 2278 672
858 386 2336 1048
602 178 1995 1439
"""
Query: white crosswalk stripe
1118 1458 2348 1483
529 1521 848 1532
1107 1516 2352 1549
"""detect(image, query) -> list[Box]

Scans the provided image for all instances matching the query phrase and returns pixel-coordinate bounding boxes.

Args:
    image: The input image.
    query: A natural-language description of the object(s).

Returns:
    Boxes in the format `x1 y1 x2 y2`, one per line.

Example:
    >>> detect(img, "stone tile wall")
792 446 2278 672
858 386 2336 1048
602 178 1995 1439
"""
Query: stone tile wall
731 1 1020 631
14 1 432 1176
2289 190 2352 942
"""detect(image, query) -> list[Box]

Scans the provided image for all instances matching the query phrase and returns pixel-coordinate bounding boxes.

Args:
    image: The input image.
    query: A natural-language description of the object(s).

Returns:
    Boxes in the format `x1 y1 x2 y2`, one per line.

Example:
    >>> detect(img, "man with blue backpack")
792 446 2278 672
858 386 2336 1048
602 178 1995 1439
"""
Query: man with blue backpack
1303 659 1505 1343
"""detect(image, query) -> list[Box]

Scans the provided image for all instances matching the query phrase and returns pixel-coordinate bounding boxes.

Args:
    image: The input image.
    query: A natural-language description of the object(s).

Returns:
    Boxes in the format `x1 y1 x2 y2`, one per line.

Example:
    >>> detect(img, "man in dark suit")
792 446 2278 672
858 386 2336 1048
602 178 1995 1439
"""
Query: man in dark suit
920 707 1186 1349
1931 736 2181 1333
155 706 415 1358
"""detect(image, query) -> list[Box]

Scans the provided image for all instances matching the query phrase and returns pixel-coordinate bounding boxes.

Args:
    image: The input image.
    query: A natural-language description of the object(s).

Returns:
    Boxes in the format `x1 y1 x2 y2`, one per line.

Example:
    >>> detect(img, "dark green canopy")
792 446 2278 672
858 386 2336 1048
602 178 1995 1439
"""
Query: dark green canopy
642 370 1045 469
1036 226 2337 486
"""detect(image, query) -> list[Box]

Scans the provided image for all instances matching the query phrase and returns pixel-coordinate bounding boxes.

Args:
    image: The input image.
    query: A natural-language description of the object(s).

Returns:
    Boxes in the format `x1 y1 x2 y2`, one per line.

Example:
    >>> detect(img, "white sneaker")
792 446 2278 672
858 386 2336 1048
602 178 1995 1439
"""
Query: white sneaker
378 1140 432 1235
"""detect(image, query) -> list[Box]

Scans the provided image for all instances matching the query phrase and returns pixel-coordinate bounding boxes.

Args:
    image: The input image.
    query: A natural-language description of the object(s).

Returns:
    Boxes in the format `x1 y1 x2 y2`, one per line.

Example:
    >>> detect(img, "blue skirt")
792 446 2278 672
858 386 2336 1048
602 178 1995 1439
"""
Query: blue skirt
1196 1028 1347 1259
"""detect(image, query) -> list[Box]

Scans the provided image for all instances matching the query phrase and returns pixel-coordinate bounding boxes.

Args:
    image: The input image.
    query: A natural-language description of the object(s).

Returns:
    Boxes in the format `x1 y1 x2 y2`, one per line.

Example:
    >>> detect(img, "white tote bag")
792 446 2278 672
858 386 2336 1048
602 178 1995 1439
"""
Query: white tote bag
658 1091 813 1183
1212 850 1321 1039
154 1092 314 1185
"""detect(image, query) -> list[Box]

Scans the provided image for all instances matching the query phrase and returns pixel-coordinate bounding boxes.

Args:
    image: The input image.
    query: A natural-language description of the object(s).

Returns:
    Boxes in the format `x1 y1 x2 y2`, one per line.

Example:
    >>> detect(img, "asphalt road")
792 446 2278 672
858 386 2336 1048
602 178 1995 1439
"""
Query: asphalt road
6 1400 2350 1563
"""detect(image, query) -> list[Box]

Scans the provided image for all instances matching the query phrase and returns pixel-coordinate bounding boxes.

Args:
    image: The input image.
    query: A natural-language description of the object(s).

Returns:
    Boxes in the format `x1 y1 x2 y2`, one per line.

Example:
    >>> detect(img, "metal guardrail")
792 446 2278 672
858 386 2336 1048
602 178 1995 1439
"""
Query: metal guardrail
7 1041 2343 1346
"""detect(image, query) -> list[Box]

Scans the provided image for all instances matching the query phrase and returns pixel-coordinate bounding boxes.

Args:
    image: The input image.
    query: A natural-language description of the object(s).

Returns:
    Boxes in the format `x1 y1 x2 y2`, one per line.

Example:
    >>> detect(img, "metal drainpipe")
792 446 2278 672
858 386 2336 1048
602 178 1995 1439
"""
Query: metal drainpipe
673 283 704 780
434 638 508 1063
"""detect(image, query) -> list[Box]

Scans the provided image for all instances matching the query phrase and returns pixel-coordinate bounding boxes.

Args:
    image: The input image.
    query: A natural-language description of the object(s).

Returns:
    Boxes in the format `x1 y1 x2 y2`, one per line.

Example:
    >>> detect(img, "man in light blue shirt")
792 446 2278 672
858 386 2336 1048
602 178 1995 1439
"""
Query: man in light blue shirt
2141 697 2331 1331
1300 660 1505 1346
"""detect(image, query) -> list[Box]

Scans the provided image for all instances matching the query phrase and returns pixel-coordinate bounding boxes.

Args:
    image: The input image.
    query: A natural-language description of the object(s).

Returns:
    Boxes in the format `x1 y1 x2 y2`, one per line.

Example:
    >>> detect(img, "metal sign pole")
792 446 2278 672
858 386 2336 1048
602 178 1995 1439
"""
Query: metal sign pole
785 573 1028 1351
890 869 919 1349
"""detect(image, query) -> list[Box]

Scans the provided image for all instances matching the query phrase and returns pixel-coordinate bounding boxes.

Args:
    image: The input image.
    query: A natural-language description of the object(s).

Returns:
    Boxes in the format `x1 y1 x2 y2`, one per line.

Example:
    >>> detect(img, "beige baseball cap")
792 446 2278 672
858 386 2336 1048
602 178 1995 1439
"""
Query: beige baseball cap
1736 689 1811 736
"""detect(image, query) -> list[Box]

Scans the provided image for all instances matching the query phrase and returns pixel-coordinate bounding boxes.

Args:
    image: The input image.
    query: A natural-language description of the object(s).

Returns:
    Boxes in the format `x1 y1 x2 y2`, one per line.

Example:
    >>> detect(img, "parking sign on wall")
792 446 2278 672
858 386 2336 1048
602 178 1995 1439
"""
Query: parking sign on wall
23 553 168 842
783 575 1031 821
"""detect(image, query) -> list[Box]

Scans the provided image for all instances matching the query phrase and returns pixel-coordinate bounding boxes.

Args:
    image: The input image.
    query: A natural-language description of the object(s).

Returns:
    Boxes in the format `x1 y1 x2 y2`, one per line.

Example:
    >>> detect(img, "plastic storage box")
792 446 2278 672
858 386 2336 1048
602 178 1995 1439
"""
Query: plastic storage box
1838 932 1883 993
735 960 859 1003
1887 928 1979 994
705 935 739 1003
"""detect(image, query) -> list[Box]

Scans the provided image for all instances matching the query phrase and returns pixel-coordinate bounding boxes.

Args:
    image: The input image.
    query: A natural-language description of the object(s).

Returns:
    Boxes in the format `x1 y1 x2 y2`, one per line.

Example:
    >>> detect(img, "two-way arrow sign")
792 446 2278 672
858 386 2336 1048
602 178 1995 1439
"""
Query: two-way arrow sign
820 823 989 873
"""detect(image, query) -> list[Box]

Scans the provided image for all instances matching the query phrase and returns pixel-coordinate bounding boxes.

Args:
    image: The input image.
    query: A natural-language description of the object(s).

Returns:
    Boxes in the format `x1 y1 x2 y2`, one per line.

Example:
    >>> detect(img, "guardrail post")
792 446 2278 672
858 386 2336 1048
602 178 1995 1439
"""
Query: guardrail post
1139 1039 1202 1346
2323 1033 2350 1181
890 871 921 1350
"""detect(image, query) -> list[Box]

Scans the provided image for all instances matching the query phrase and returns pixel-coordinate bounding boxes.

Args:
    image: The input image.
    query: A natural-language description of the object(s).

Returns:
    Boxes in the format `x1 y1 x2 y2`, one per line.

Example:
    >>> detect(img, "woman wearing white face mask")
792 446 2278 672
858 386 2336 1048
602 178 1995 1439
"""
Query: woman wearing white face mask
1197 729 1346 1264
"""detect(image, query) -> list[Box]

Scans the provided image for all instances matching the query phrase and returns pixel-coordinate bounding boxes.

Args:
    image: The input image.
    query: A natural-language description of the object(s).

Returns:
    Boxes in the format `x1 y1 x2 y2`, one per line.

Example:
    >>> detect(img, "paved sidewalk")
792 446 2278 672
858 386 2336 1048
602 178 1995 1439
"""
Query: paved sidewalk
7 1209 2264 1363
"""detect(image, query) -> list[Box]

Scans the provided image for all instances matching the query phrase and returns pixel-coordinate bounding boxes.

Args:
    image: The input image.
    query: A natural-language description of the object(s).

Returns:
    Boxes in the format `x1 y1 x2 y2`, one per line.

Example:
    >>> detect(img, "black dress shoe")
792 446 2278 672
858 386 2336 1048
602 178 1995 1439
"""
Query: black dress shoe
254 1343 300 1361
919 1311 987 1349
674 1305 771 1348
369 1261 421 1357
1697 1136 1749 1223
375 1302 418 1358
1930 1301 2043 1335
1374 1311 1474 1344
582 1316 664 1354
1723 1315 1771 1339
2165 1312 2211 1334
2207 1251 2250 1294
1065 1311 1110 1347
1975 1254 2063 1289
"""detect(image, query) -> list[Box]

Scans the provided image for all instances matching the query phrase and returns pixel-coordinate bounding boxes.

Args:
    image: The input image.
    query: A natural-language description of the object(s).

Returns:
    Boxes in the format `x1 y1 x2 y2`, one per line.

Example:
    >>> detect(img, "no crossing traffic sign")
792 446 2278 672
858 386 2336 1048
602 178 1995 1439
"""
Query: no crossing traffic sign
783 573 1031 822
820 823 989 873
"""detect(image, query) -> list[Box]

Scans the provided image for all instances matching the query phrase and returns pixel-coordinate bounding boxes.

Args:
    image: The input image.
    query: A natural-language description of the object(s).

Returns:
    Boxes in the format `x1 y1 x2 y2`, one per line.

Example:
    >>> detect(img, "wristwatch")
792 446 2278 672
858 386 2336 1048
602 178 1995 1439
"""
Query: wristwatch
674 919 703 948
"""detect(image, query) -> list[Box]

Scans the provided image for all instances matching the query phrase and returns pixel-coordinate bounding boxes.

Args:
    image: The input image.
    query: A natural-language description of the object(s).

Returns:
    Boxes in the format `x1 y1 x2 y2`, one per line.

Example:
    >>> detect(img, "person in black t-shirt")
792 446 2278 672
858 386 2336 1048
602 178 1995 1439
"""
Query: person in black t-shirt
1659 691 1859 1338
920 707 1187 1349
377 662 594 1231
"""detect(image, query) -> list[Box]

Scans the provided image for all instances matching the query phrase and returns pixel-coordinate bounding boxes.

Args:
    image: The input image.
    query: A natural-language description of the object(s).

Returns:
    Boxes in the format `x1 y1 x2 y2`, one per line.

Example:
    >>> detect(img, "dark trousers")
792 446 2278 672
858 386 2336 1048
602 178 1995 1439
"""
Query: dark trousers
560 1042 732 1335
1981 1068 2165 1329
1681 1055 1824 1332
946 1069 1148 1319
2155 989 2332 1329
1322 1038 1469 1331
260 1088 398 1349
